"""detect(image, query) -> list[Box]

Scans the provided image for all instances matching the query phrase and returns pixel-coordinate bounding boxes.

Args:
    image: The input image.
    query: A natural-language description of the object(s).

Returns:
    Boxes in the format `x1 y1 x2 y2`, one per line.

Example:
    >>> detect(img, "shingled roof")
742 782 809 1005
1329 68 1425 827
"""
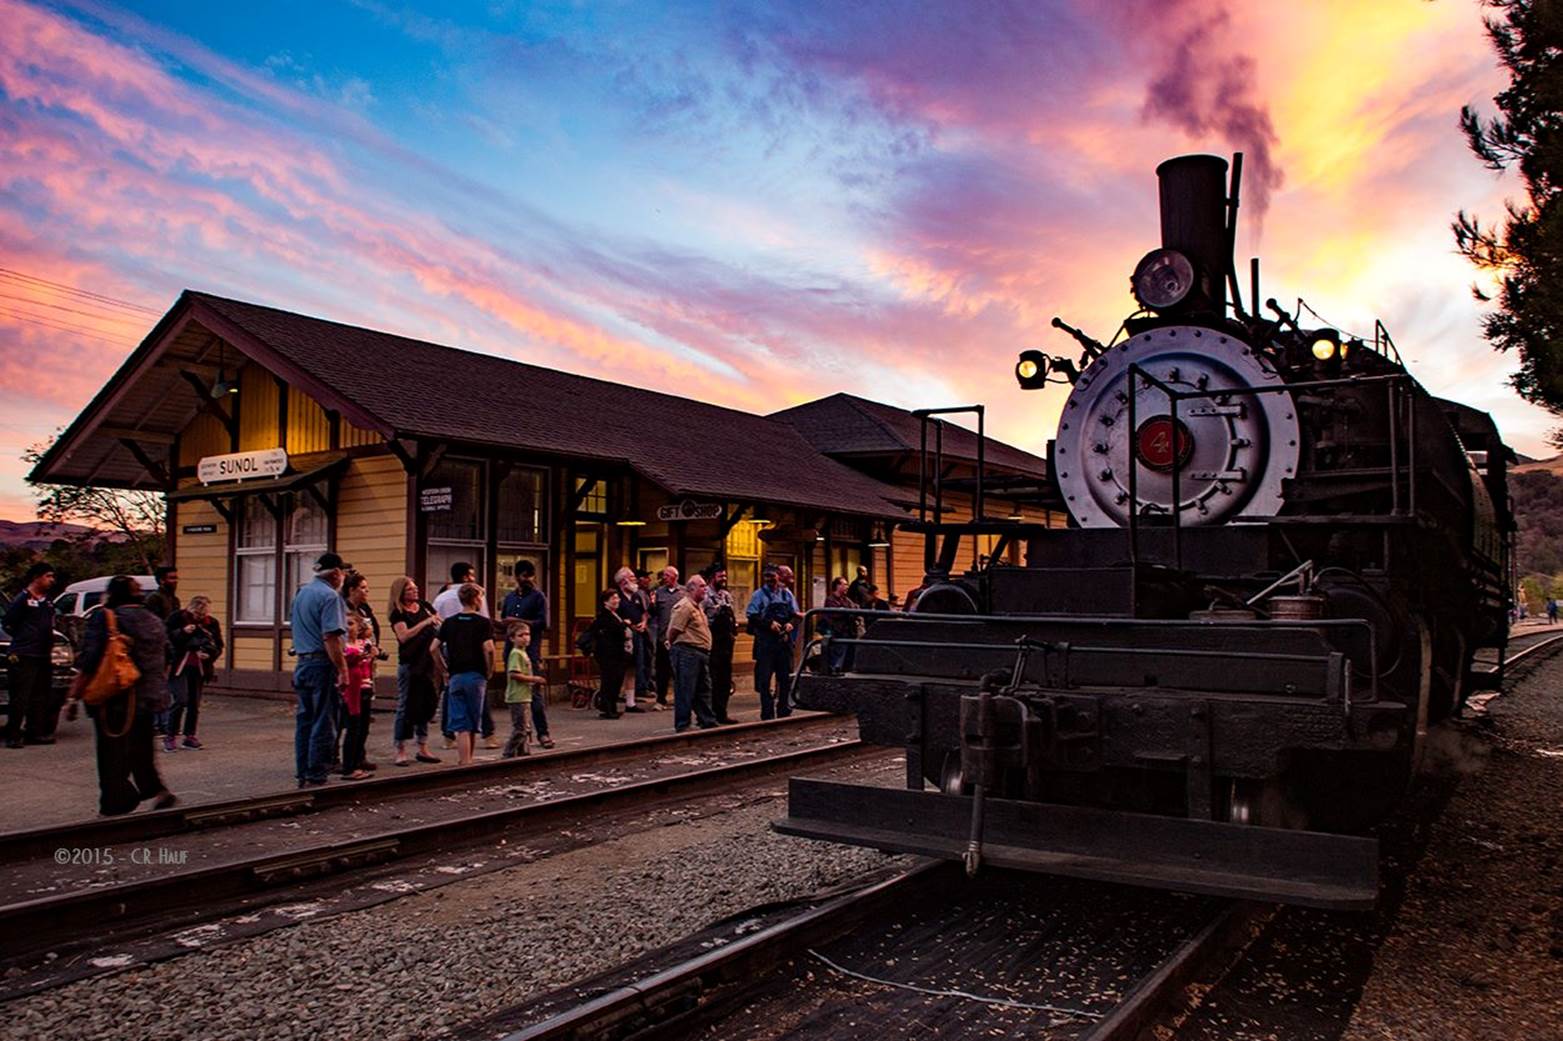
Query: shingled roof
770 392 1047 478
34 291 908 520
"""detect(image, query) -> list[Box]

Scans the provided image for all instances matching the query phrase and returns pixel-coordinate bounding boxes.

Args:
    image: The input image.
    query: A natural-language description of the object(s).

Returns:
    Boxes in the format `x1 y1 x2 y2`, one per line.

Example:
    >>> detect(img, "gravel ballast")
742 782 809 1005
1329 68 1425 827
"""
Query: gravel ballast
0 787 906 1041
1342 651 1563 1040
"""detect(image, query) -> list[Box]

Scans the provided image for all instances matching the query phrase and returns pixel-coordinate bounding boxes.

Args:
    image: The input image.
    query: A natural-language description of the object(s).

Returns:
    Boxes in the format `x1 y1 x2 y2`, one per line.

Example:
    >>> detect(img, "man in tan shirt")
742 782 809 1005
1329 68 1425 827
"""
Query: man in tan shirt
666 576 719 731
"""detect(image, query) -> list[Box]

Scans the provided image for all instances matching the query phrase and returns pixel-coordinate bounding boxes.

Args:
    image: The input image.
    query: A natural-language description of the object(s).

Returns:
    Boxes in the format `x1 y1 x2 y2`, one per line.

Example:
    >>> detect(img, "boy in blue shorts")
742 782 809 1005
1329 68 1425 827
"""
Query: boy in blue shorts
433 583 492 766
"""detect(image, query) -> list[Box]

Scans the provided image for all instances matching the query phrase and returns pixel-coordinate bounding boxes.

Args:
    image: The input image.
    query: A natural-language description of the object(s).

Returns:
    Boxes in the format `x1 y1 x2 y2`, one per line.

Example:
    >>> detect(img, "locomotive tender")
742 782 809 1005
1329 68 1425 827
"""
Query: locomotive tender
776 154 1515 909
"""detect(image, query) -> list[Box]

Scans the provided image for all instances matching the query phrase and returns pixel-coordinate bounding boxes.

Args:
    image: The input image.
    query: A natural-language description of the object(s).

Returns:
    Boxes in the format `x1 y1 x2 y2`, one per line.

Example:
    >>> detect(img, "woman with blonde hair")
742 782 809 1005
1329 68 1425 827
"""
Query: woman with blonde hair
388 576 442 766
165 594 223 750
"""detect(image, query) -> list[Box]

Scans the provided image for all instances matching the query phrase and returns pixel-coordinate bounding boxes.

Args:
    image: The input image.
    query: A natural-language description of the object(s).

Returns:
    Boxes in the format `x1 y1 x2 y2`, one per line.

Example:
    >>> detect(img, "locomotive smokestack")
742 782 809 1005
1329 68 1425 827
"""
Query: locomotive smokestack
1156 154 1230 316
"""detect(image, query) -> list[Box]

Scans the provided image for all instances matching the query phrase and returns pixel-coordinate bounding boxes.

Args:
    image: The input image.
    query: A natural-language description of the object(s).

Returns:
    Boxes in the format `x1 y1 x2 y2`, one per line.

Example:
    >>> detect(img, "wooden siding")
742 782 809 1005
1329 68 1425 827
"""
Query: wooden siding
230 635 274 671
341 419 380 448
288 392 331 454
238 364 281 451
179 412 229 467
171 496 229 626
336 453 409 669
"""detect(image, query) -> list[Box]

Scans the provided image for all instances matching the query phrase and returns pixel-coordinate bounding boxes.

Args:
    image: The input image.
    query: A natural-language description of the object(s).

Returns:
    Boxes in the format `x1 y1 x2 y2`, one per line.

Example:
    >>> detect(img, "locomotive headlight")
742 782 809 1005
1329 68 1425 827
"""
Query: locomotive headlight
1309 329 1341 361
1131 248 1195 311
1015 349 1050 390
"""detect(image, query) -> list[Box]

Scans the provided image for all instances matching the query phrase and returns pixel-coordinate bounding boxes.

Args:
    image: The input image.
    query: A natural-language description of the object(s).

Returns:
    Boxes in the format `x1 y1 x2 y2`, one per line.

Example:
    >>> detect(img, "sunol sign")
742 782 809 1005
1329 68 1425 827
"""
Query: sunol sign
197 448 288 484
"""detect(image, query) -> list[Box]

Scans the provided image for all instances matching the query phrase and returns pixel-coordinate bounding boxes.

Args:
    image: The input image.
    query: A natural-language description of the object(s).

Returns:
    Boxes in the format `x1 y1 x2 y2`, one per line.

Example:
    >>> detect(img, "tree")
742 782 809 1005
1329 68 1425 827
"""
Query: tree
21 435 165 574
1454 0 1563 447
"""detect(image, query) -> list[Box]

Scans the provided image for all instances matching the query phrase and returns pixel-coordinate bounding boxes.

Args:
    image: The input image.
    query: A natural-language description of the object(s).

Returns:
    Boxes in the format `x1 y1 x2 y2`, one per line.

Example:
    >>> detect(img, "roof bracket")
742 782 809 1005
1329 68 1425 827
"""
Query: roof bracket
209 499 233 524
419 442 449 481
178 369 237 439
569 476 599 513
386 438 417 474
719 502 751 538
117 438 172 491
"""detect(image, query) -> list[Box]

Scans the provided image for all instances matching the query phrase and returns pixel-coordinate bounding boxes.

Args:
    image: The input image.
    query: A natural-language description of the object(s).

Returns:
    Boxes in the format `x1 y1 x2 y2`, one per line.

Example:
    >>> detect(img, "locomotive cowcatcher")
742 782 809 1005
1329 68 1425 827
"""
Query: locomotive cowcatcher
774 154 1515 910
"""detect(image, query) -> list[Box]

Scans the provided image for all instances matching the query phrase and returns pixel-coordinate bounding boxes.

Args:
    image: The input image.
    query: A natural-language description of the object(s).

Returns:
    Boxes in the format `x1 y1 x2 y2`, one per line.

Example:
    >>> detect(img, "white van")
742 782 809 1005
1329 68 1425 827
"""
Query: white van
54 575 157 643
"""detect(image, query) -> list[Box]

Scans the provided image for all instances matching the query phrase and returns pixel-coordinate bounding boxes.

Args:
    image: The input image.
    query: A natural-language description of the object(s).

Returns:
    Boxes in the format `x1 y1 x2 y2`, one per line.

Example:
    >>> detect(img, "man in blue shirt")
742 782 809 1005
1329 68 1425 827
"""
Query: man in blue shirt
290 552 350 786
500 559 553 748
3 562 58 747
746 564 801 720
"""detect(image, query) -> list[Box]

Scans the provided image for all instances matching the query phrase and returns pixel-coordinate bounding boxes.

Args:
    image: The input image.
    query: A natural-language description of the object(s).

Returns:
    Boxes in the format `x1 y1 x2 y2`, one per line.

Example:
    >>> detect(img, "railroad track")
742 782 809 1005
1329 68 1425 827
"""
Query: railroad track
459 863 1260 1041
458 632 1563 1041
0 719 877 989
0 714 846 864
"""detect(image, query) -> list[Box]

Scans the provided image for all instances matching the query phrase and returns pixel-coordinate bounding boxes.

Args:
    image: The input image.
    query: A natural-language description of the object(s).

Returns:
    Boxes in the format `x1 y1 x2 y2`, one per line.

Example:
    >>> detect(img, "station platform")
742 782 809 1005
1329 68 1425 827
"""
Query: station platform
0 685 794 832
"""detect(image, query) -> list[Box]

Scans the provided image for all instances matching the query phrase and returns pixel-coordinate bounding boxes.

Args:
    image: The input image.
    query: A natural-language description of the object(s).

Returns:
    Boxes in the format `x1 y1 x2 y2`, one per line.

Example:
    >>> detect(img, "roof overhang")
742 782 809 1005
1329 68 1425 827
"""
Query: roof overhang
29 293 393 491
167 453 348 503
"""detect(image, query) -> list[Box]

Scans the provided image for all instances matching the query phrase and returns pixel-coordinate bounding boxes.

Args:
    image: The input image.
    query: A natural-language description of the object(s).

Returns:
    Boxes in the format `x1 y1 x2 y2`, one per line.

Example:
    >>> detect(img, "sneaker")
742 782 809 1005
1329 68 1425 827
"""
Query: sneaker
162 736 177 752
441 736 456 750
414 752 442 764
483 736 501 749
182 736 203 749
646 702 663 712
152 791 179 810
625 705 646 713
539 737 555 749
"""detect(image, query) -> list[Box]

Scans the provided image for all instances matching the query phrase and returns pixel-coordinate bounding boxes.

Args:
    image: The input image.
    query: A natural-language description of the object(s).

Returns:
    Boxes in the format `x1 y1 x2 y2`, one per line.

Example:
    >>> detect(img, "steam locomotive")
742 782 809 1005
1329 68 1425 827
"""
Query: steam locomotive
776 154 1515 909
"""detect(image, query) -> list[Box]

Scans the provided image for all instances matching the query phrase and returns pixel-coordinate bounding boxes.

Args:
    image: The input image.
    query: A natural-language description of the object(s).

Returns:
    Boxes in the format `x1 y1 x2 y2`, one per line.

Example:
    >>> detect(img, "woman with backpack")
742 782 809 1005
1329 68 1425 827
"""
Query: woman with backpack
585 587 633 719
72 575 177 816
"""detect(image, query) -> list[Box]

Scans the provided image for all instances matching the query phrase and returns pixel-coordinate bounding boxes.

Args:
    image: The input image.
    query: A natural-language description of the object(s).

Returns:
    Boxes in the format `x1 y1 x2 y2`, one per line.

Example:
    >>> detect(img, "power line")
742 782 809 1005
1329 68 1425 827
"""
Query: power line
0 290 146 327
0 306 137 347
0 268 161 316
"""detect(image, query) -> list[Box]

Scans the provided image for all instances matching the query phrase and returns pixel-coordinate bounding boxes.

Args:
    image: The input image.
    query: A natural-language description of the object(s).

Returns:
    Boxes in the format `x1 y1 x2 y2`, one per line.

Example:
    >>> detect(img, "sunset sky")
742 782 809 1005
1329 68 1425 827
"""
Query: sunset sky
0 0 1554 520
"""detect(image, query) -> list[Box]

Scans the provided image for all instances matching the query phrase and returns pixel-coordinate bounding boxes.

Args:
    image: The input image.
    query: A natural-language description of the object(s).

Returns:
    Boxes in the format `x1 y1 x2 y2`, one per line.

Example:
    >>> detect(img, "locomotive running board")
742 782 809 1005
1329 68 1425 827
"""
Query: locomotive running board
775 778 1378 910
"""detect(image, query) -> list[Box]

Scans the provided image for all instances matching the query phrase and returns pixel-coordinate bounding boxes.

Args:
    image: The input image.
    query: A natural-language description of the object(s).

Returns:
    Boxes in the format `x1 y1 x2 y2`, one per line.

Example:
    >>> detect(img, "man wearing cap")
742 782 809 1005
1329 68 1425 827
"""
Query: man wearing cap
745 564 800 720
3 562 58 747
290 552 350 786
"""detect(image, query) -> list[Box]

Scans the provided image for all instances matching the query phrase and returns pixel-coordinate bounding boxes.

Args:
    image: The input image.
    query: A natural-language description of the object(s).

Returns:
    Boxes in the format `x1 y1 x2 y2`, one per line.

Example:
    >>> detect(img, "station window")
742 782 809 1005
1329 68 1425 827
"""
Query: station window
235 497 277 624
425 458 486 595
496 466 549 599
725 521 761 609
282 495 329 620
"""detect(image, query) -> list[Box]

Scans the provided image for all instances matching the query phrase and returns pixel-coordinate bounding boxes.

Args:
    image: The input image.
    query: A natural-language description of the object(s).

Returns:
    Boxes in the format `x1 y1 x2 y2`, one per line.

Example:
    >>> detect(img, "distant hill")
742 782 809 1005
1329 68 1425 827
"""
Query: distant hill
1512 469 1563 579
0 519 128 551
1513 454 1563 476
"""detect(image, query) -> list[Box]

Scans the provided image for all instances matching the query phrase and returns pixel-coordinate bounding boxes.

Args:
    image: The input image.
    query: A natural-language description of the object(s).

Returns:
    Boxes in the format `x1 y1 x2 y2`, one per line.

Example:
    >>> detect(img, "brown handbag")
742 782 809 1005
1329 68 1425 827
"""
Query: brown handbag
81 610 141 736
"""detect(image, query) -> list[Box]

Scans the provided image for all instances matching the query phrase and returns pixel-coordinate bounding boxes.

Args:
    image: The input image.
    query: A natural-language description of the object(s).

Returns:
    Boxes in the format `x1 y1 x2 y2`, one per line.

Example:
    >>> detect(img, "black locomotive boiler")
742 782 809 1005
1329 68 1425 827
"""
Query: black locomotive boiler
776 154 1515 909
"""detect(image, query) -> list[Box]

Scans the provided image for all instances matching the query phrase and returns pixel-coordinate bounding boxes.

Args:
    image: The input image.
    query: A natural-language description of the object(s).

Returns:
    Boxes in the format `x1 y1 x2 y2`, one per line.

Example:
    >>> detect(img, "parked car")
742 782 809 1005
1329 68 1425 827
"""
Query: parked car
0 621 76 723
54 575 156 646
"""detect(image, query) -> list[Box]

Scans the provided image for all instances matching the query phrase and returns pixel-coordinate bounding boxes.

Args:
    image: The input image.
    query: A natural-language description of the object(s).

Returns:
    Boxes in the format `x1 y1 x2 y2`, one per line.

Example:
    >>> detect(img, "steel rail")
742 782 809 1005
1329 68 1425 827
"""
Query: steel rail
0 713 841 864
0 739 874 960
497 861 954 1041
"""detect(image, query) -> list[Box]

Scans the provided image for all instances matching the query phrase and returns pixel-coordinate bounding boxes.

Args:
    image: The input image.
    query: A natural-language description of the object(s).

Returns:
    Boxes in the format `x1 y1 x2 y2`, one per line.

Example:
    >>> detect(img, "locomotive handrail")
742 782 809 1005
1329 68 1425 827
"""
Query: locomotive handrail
797 606 1379 704
1124 365 1421 580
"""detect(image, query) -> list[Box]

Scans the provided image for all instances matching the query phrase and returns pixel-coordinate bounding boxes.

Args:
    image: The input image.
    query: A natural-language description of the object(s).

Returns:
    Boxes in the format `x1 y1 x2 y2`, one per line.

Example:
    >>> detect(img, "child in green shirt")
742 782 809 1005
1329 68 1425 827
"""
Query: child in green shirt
504 620 545 757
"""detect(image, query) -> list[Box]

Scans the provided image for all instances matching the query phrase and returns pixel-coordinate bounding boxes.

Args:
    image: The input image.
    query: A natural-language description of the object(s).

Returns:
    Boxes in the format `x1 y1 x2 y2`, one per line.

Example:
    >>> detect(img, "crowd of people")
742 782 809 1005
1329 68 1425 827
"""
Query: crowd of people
9 549 902 813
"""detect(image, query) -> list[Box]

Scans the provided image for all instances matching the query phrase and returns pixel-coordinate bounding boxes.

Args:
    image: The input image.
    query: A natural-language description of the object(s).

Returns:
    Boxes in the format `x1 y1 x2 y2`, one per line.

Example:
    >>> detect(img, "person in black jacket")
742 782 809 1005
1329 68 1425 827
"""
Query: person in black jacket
74 576 176 815
588 588 633 719
3 562 58 747
164 595 223 750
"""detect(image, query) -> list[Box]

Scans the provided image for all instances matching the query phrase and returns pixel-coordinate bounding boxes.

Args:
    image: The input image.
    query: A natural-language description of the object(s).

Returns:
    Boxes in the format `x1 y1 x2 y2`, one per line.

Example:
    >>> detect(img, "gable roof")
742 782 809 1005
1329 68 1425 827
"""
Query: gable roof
33 291 907 520
770 392 1047 479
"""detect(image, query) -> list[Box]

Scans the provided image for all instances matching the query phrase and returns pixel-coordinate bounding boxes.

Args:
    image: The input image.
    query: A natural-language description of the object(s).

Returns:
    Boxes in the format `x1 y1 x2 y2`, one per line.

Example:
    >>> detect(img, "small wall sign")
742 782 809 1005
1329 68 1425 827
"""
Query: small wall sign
656 499 723 522
420 486 453 512
181 523 218 535
197 447 287 485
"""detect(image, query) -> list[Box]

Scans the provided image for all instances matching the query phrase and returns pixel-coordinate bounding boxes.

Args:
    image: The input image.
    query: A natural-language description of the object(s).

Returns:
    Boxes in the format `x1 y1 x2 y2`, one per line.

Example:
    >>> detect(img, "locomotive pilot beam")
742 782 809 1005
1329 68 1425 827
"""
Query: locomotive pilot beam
775 154 1516 910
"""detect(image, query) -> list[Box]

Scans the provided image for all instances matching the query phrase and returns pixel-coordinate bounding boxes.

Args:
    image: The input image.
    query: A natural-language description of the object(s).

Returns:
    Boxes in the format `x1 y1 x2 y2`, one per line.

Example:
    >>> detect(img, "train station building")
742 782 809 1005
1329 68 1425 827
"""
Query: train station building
30 291 1050 694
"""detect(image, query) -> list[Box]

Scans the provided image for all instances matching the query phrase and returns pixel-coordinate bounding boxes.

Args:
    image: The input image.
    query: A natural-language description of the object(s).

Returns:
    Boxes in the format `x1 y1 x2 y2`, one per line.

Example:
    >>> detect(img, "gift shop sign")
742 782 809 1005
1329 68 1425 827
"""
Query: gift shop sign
197 448 287 485
656 499 723 522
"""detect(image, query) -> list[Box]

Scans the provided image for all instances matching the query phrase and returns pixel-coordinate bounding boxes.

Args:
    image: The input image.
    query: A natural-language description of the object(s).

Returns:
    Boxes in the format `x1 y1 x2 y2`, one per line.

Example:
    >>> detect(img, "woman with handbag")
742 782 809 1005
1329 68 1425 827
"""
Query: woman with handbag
72 576 177 816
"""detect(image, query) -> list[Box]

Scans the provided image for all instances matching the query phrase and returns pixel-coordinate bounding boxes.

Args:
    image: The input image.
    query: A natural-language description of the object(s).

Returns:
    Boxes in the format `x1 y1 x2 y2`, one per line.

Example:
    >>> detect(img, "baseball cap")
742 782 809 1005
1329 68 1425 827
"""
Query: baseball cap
313 551 352 572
